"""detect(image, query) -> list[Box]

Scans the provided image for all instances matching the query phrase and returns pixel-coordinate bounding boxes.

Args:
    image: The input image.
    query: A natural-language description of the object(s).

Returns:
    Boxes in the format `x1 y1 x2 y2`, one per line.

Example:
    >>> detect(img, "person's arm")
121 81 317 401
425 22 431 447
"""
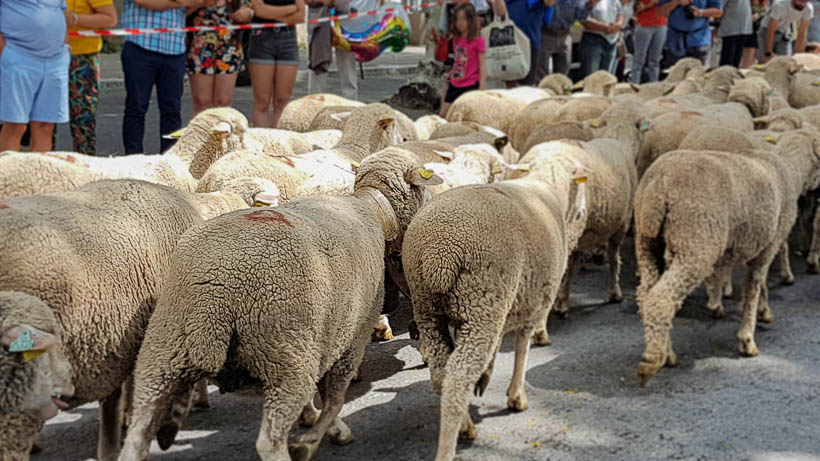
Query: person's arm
796 18 810 52
251 0 299 21
271 0 306 23
0 34 5 56
575 0 599 21
489 0 508 18
764 16 779 60
691 6 722 17
479 51 486 90
544 0 556 6
657 0 682 17
67 3 118 28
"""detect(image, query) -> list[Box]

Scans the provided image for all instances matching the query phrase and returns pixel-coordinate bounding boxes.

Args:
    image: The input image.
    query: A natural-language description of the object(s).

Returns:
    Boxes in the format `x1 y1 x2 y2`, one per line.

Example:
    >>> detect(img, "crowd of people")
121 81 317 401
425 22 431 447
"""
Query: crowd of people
0 0 817 156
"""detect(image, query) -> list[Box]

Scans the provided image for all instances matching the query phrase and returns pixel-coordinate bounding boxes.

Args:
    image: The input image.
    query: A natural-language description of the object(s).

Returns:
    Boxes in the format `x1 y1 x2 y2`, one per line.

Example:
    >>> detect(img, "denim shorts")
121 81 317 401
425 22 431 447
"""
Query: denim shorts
0 45 70 124
248 27 300 67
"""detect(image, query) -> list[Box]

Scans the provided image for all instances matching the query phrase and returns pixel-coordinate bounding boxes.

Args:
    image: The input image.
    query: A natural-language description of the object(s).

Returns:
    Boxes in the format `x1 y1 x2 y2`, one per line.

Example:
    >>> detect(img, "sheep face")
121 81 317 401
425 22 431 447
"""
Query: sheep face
1 292 74 422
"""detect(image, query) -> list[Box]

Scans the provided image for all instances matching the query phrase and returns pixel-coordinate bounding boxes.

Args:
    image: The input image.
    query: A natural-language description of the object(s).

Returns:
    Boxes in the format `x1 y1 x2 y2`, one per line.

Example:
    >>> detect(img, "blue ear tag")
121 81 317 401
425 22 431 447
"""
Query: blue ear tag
9 329 35 352
640 121 651 132
765 88 774 95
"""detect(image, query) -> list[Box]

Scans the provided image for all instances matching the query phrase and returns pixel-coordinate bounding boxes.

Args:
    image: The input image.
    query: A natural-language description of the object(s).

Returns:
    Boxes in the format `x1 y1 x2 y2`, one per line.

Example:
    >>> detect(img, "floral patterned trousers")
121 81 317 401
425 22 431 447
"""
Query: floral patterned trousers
69 52 100 155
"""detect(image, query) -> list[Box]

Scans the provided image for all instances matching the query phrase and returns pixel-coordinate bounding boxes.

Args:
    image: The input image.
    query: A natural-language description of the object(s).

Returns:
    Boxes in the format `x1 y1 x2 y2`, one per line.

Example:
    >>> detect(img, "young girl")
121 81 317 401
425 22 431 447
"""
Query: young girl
440 3 487 118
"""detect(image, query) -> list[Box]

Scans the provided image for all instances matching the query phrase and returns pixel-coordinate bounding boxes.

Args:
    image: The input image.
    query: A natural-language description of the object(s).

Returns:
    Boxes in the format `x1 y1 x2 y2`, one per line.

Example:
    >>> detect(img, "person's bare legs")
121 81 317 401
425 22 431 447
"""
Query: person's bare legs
190 73 215 116
0 122 28 151
29 121 55 152
213 73 239 108
740 47 758 68
272 65 298 129
250 63 275 128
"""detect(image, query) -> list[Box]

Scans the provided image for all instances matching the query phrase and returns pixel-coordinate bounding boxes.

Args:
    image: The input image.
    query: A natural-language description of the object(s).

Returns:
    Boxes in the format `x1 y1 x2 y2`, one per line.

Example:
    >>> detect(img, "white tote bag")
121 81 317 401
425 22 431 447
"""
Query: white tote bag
480 16 531 81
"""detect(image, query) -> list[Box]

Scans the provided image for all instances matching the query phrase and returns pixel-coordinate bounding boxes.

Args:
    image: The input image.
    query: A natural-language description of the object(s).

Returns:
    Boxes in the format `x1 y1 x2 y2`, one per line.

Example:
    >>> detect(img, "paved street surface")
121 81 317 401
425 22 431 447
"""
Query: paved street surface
41 241 820 460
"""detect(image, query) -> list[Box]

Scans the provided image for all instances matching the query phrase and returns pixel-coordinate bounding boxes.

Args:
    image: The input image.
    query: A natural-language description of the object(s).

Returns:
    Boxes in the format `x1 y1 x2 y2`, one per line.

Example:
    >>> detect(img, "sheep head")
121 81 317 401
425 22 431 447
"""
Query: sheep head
1 291 74 422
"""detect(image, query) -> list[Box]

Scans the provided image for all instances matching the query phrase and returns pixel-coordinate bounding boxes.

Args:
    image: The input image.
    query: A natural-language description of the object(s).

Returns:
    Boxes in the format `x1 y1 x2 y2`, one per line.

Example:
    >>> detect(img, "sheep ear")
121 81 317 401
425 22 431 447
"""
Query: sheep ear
504 163 531 172
377 118 395 130
330 111 353 123
662 85 675 95
571 164 591 183
432 149 454 160
629 83 640 92
2 325 56 361
252 192 279 208
492 136 509 151
789 63 804 75
602 82 616 96
212 121 232 137
406 168 444 186
572 81 583 90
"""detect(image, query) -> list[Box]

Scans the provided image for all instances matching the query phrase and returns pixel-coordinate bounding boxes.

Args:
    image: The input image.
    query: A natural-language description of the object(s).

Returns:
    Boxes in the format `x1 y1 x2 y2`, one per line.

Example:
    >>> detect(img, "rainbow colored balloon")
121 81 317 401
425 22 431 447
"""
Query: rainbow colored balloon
331 3 412 63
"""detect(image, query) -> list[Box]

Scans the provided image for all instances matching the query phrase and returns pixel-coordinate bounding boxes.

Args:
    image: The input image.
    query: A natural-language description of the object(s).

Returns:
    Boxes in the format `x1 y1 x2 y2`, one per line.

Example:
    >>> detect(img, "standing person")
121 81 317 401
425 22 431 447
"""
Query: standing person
632 0 668 83
740 0 768 66
537 0 599 79
0 0 70 153
187 0 254 116
65 0 118 155
440 3 487 117
809 0 820 41
121 0 209 155
609 0 633 76
658 0 723 66
306 0 377 101
496 0 557 87
247 0 306 128
718 0 753 66
758 0 813 63
579 0 624 78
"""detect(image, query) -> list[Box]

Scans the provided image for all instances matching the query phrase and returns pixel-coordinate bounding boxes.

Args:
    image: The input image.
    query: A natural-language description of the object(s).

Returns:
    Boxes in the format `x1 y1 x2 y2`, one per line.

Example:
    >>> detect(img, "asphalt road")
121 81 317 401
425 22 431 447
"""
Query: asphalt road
40 76 820 461
40 238 820 460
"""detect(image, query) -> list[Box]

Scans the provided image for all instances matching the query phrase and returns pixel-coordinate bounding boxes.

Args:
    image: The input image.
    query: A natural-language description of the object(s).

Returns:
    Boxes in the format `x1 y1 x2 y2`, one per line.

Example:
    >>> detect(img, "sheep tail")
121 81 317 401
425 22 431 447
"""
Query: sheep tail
635 194 669 300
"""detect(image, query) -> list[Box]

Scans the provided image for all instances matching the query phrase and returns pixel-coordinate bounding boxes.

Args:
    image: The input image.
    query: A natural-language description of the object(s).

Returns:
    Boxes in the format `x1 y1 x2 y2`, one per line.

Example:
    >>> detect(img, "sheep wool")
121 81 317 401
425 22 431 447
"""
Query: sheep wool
634 131 820 387
402 152 589 461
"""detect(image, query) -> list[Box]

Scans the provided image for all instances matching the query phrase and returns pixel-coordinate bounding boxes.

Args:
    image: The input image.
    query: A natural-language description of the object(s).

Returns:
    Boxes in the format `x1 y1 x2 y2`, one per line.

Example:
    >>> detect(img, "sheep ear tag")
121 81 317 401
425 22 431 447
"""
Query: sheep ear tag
407 168 444 186
639 121 651 132
765 88 774 95
813 81 820 87
574 176 588 185
590 119 601 128
6 328 49 361
754 64 765 71
764 135 777 144
162 128 185 140
419 169 434 179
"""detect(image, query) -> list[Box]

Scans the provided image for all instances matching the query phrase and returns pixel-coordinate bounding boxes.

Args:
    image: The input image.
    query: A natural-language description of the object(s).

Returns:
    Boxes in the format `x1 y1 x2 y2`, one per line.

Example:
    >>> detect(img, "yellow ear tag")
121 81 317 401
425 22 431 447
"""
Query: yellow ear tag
703 73 710 79
754 64 765 70
813 81 820 86
418 169 434 180
574 176 588 185
351 161 361 169
23 350 45 362
590 119 601 128
764 135 777 144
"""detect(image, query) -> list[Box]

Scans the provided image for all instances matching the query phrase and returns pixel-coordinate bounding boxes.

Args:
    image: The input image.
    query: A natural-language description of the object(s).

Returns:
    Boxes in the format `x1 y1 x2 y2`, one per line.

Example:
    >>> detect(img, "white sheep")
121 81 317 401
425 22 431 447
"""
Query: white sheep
117 150 443 461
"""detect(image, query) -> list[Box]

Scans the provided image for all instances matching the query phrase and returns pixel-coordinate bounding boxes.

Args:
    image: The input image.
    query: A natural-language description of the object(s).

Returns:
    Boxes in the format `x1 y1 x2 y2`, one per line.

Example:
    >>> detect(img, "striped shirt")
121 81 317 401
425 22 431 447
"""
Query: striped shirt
122 0 186 55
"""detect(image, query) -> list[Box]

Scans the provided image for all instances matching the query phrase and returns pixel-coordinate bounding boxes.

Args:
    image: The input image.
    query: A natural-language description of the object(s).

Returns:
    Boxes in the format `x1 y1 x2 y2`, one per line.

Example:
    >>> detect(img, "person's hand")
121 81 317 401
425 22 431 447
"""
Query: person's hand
230 5 254 22
606 22 621 34
250 0 266 11
64 8 78 26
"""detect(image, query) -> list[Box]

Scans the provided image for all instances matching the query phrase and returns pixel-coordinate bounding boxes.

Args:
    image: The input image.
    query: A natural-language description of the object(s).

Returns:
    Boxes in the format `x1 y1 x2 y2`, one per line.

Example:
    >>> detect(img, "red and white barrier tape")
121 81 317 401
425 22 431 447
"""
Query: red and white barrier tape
68 0 466 37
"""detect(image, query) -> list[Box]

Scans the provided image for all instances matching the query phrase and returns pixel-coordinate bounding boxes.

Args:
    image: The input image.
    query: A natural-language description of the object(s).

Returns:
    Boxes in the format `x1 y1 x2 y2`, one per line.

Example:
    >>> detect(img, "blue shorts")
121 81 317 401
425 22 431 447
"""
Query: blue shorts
0 45 70 124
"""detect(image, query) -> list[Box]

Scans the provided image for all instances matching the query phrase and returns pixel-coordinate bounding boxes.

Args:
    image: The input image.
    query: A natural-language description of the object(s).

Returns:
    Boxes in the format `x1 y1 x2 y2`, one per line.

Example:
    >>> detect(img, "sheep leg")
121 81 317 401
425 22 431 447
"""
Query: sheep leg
607 230 626 303
777 242 795 285
436 319 501 461
156 385 196 450
637 259 707 387
298 392 322 428
119 375 135 444
415 305 454 395
757 282 774 324
98 386 124 461
290 351 359 459
704 264 731 318
737 252 776 357
257 386 316 461
506 329 533 412
474 341 501 397
192 378 211 409
552 252 579 319
807 208 820 274
373 315 394 341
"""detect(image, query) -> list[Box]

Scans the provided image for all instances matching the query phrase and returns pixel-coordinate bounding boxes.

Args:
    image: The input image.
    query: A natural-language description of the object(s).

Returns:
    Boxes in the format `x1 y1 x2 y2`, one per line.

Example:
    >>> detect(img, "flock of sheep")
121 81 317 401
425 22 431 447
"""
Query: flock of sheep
2 52 820 461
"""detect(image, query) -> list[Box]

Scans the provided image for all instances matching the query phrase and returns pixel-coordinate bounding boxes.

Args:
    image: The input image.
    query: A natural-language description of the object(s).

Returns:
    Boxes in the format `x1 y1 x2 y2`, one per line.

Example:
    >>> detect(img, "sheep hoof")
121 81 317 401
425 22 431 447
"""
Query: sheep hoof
288 438 321 461
637 357 663 387
780 275 795 286
328 420 354 445
608 291 624 303
474 372 491 397
506 393 529 412
193 399 211 409
709 305 726 319
30 443 43 455
458 419 478 441
738 338 760 357
299 407 320 428
807 262 819 274
156 423 180 451
665 350 678 367
553 308 569 320
372 316 394 342
531 329 551 347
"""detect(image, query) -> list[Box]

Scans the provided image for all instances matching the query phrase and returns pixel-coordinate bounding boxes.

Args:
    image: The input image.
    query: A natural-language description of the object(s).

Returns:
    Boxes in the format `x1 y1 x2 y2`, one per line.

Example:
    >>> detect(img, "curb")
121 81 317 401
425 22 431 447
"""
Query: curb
100 63 420 90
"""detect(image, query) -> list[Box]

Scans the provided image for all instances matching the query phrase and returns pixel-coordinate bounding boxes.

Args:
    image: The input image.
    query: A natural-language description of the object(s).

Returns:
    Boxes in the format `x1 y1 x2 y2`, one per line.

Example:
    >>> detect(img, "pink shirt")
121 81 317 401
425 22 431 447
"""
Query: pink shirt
450 36 486 88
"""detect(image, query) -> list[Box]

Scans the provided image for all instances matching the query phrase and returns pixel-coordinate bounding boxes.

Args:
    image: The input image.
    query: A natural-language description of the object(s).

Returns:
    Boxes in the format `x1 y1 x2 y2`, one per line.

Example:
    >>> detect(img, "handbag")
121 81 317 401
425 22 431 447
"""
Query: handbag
480 15 531 81
432 29 451 62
